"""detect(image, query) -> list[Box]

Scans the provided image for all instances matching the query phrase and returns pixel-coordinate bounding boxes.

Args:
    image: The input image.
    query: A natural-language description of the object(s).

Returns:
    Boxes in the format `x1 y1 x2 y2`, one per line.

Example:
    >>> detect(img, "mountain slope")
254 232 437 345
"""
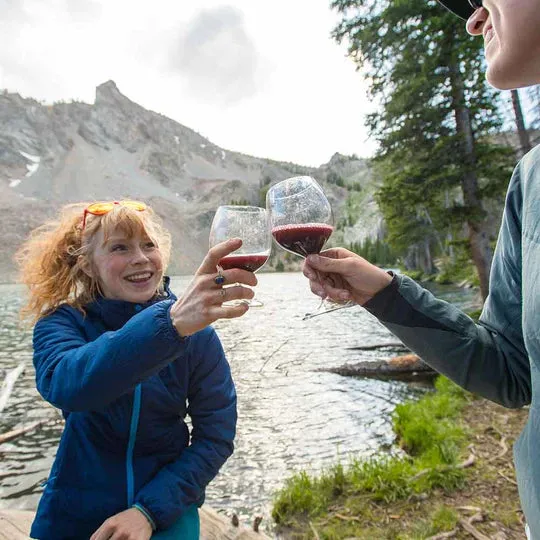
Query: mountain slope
0 81 377 280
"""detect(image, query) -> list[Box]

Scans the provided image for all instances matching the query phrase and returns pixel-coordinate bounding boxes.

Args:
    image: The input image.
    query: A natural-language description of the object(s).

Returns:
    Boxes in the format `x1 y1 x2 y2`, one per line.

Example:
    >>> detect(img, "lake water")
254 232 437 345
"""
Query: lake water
0 272 479 534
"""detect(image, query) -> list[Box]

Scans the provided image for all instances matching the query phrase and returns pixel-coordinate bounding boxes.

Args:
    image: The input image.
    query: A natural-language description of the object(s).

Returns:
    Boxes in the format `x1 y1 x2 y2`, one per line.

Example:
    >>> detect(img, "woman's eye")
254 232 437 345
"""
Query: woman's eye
144 241 156 249
111 244 127 252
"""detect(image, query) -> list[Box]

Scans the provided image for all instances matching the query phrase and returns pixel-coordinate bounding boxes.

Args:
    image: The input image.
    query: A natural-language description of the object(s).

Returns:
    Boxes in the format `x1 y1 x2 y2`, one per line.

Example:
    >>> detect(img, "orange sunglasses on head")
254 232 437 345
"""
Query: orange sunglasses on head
82 200 147 230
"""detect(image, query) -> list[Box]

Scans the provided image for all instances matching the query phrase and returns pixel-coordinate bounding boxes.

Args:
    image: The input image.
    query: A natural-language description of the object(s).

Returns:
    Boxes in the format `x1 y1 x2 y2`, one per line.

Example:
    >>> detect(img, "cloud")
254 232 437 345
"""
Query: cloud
65 0 102 21
170 5 264 105
0 0 100 22
0 0 24 20
0 0 106 98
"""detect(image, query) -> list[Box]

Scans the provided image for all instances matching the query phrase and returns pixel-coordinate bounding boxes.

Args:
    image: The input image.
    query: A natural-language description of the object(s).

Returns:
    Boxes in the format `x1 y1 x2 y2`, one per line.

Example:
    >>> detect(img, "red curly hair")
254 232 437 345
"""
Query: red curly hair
15 202 172 322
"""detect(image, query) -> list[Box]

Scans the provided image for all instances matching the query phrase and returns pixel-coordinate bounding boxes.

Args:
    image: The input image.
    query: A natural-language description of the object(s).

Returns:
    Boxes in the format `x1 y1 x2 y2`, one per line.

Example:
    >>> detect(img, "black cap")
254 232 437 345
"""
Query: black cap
437 0 474 20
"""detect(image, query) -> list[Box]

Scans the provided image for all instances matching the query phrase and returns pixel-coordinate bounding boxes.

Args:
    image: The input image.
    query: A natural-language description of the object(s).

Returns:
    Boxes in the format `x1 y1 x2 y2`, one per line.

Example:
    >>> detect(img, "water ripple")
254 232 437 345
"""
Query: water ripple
0 274 477 529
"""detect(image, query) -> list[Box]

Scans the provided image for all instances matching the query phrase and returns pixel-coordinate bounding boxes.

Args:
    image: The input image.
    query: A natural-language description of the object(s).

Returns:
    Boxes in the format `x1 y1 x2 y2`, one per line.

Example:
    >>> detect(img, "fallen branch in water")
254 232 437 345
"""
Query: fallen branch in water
0 418 57 445
0 362 26 414
346 342 407 351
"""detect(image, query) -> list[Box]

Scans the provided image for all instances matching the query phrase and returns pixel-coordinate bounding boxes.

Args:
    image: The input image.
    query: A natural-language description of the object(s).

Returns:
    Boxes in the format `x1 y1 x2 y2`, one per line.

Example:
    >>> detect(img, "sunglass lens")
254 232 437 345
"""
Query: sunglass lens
122 201 147 211
87 202 114 215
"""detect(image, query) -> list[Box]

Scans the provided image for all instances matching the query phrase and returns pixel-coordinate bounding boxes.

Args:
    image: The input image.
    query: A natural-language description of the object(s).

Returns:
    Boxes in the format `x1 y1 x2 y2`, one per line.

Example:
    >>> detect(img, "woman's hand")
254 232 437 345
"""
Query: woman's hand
170 238 257 337
90 507 152 540
303 248 393 306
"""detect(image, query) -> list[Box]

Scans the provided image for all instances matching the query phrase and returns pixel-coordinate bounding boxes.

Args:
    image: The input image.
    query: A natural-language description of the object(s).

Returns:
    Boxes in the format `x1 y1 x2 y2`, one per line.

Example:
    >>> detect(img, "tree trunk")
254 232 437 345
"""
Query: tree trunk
528 85 540 133
511 89 532 157
449 57 492 301
423 237 434 274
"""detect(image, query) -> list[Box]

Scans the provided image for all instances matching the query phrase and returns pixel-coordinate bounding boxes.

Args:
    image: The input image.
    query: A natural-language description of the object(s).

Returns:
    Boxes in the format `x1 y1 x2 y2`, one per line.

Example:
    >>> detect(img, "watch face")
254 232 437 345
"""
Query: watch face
437 0 474 20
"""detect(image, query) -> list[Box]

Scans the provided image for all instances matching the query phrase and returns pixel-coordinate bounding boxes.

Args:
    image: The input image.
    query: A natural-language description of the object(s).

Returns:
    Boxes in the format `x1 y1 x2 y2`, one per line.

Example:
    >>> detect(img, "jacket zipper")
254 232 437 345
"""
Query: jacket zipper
126 384 142 507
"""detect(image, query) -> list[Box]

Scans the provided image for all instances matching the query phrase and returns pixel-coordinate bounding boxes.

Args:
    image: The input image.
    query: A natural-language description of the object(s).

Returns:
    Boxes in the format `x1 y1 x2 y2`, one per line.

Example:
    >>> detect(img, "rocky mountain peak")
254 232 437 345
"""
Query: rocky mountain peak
95 80 124 103
0 81 376 281
94 80 141 116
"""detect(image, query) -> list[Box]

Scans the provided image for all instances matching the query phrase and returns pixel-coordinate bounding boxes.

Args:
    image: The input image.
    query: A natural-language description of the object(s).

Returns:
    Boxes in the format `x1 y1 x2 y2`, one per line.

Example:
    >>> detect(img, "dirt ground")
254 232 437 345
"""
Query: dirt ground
423 397 529 540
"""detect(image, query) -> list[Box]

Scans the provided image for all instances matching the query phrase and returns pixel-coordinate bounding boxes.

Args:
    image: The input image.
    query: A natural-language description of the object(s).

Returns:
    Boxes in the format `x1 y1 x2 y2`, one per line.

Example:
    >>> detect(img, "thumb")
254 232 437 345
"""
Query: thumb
306 254 342 273
198 238 242 274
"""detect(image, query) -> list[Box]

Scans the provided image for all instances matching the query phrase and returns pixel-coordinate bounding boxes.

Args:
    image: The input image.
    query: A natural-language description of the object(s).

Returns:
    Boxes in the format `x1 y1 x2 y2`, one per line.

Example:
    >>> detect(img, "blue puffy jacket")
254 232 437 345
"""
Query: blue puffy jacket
30 281 237 540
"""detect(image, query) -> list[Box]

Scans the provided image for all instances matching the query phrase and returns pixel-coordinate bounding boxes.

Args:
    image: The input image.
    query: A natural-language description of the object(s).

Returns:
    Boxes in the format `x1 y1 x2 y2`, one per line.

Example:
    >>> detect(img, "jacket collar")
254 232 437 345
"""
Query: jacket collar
85 276 176 330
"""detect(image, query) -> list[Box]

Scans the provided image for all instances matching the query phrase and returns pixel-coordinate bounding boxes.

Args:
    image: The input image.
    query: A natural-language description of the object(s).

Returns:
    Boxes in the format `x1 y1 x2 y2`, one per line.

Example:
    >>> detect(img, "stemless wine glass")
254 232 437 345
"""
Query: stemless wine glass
266 176 353 319
209 205 271 307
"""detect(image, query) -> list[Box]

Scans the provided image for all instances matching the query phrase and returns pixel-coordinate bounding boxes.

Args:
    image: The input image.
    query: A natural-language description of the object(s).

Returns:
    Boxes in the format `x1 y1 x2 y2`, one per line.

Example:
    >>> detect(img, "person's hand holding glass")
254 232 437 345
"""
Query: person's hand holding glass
266 176 353 319
209 205 271 307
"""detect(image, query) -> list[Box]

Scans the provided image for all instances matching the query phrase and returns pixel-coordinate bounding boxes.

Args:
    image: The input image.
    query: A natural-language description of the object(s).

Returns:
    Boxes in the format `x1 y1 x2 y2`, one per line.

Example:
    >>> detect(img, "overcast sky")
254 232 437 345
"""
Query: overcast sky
0 0 377 167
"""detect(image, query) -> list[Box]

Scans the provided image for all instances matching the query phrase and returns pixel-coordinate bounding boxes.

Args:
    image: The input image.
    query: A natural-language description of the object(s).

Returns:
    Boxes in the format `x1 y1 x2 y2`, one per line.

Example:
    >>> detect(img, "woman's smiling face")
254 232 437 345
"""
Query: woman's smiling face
466 0 540 89
88 226 164 303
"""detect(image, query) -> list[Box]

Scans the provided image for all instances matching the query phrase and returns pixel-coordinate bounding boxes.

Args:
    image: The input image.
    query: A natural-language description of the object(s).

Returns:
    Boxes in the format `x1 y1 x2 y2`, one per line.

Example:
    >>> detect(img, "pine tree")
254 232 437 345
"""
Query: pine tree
331 0 514 299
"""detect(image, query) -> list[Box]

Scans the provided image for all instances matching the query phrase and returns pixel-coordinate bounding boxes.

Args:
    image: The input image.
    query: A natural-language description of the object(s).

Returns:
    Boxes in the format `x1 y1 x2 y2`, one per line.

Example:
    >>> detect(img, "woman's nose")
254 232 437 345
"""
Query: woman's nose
466 6 489 35
132 248 150 264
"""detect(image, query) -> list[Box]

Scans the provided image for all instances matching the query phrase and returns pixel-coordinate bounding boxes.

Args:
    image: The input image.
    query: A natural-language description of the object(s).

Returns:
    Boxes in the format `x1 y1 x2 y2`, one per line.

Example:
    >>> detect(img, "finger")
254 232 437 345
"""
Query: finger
318 247 354 259
209 268 258 288
309 280 327 299
89 525 111 540
217 285 255 303
302 261 318 281
305 254 345 273
198 239 242 275
208 303 250 320
321 282 352 303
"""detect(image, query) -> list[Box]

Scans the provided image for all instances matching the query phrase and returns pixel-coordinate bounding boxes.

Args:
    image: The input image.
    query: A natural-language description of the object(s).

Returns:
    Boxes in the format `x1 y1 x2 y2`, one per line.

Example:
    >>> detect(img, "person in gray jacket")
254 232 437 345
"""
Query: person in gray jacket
303 0 540 537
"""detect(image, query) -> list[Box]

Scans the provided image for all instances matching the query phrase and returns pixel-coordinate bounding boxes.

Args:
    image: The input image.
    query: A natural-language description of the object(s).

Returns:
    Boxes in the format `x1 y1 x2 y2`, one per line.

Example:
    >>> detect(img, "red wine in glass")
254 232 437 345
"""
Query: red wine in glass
266 176 353 319
218 254 269 272
271 223 334 257
209 205 271 307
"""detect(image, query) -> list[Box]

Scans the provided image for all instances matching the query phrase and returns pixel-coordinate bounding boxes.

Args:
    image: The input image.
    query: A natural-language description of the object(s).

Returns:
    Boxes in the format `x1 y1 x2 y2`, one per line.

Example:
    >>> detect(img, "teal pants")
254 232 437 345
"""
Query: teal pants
151 505 200 539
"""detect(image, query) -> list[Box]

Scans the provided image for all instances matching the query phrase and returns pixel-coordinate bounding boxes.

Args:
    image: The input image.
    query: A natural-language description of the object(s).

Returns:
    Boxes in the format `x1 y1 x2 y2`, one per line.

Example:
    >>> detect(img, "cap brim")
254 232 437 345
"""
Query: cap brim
437 0 474 20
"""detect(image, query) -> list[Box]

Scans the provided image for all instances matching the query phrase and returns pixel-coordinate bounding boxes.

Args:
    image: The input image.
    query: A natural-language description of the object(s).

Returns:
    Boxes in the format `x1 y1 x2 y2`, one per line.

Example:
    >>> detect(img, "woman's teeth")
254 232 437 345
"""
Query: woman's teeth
125 272 152 282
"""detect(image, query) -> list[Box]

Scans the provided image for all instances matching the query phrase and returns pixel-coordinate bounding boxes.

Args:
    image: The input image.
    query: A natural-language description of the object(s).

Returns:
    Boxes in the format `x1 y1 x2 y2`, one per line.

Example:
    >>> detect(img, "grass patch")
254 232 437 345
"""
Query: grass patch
272 377 474 536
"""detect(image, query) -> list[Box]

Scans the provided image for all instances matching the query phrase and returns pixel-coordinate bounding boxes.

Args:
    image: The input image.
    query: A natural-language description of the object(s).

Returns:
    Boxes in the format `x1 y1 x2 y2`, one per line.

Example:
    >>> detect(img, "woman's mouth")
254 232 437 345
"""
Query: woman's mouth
124 271 153 284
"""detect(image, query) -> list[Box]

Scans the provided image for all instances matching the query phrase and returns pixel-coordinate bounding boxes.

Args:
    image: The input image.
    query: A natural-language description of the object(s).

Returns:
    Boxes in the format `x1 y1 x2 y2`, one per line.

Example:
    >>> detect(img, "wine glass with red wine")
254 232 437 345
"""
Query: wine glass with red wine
266 176 353 319
209 205 271 307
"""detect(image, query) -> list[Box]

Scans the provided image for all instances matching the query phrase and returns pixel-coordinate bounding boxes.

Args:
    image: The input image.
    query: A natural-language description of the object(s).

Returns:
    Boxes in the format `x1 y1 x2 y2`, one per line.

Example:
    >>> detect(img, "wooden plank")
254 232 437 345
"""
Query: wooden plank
0 511 32 540
0 419 56 445
2 510 34 533
0 507 271 539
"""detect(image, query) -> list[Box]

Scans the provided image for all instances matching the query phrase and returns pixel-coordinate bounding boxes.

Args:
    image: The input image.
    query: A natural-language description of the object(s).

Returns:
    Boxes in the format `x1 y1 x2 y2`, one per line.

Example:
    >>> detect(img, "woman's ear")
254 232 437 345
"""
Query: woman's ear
78 255 93 278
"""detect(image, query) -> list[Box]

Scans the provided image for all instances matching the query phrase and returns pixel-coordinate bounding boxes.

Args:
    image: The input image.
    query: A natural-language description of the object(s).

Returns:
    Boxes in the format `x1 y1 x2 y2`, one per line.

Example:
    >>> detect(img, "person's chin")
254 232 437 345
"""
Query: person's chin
485 62 516 90
485 54 538 90
486 69 533 90
124 281 158 303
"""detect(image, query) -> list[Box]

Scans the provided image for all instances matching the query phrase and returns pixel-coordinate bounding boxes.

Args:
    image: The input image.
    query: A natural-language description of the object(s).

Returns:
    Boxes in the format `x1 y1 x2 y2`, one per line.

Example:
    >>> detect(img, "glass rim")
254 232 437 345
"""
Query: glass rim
267 176 325 200
216 205 267 213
